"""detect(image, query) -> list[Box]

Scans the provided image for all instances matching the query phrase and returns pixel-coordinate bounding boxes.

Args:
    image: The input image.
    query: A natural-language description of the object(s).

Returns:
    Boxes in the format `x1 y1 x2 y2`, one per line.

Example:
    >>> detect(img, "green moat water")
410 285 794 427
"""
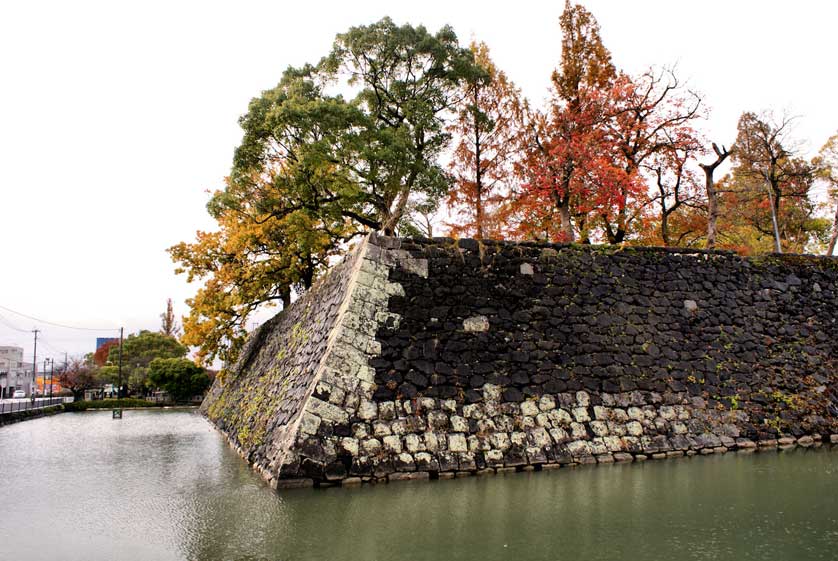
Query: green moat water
1 409 836 561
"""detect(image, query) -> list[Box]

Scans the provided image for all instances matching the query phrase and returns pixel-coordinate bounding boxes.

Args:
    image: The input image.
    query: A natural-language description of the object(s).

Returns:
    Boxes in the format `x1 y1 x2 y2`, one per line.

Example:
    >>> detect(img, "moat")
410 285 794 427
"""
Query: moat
2 409 836 561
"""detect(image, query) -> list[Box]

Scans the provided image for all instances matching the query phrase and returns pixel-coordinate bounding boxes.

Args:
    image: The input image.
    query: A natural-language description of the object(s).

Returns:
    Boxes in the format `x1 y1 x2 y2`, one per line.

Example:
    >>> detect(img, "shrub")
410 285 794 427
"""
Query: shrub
63 398 161 411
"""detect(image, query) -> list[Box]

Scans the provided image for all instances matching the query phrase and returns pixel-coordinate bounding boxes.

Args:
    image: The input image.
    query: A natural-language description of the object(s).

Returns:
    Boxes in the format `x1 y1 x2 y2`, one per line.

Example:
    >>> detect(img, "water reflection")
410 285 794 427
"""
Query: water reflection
0 410 836 561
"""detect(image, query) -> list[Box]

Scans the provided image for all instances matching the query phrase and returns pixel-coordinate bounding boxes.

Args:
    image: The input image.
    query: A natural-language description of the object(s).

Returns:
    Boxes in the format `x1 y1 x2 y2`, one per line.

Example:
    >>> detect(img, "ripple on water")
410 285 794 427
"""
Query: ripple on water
1 411 836 561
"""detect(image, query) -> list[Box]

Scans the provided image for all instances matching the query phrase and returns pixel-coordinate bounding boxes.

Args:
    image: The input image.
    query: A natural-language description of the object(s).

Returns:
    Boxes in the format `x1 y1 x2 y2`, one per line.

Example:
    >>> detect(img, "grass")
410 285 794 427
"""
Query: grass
63 398 167 411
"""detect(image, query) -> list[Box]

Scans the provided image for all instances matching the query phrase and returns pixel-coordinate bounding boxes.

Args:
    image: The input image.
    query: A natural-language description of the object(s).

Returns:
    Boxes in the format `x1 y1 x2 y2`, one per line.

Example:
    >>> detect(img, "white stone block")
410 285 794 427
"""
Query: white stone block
448 433 468 452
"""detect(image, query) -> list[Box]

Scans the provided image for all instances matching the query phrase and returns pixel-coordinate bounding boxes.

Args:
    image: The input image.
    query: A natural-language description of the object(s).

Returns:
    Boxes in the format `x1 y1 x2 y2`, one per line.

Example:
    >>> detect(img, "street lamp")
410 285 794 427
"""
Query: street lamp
46 358 54 401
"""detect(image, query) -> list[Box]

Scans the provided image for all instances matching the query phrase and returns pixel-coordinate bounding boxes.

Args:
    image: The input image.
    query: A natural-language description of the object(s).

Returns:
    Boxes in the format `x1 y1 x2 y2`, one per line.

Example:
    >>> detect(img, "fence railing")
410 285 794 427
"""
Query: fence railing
0 397 70 415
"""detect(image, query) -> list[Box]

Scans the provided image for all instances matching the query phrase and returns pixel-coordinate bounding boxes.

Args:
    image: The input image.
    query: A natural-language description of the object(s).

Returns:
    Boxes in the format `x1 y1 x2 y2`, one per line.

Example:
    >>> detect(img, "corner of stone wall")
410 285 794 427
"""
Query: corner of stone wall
219 236 838 489
269 234 430 484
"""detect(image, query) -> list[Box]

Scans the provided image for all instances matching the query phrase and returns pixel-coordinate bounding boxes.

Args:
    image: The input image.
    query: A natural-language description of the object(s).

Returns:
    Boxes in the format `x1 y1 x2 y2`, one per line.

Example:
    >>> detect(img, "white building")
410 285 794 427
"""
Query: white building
0 346 33 397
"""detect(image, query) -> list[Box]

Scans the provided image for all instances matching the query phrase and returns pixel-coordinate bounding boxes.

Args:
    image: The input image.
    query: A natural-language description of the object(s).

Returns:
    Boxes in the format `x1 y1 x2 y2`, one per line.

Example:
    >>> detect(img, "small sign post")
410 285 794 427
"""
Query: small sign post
112 409 123 419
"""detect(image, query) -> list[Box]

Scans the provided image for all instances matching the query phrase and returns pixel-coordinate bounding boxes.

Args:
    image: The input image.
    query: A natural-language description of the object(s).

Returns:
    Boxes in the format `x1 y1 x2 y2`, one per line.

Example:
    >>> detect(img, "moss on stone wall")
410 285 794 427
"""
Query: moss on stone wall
204 235 838 487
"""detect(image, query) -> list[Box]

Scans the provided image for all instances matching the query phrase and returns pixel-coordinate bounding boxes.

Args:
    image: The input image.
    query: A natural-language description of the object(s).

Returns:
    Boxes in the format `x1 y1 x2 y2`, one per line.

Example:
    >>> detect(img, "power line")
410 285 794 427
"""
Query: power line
0 313 104 361
0 304 119 332
0 316 91 358
39 337 70 358
0 312 30 333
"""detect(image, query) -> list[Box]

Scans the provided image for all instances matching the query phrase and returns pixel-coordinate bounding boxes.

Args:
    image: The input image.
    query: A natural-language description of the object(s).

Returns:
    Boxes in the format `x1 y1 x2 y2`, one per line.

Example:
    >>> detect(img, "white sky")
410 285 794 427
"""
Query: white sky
1 0 836 362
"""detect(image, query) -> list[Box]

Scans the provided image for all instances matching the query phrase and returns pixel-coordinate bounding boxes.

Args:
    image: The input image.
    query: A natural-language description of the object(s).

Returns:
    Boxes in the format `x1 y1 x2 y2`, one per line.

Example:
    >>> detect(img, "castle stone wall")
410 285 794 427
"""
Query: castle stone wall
202 235 838 488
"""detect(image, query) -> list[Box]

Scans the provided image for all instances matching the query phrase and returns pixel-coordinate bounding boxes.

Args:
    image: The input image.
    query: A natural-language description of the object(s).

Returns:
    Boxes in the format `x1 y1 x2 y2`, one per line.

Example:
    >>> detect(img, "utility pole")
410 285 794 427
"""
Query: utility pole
49 358 54 400
31 329 39 398
117 327 123 399
112 327 125 419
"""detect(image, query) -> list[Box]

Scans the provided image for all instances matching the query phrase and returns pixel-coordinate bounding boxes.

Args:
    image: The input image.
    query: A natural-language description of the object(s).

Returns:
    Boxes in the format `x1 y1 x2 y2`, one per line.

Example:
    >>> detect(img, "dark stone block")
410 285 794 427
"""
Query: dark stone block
504 446 528 467
464 389 483 403
325 461 347 480
398 383 418 399
301 458 325 480
458 238 479 251
436 385 459 399
413 360 435 374
543 380 566 393
405 371 428 387
510 371 530 385
469 375 485 388
374 387 395 401
438 452 459 472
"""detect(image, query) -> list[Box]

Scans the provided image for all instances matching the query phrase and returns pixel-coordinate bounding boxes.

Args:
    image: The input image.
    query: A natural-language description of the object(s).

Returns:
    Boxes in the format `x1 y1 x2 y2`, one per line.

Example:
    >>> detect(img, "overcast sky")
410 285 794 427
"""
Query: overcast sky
1 0 836 362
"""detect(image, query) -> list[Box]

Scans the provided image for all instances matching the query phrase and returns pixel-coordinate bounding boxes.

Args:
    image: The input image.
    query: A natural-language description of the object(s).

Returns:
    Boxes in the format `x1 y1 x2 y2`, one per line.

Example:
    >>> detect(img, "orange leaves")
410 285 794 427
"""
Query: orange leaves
446 42 522 240
502 64 706 246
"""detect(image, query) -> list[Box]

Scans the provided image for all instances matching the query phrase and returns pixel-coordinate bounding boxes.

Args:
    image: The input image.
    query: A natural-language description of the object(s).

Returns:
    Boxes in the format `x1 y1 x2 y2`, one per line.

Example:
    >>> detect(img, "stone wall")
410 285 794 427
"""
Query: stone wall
202 234 838 488
201 239 366 482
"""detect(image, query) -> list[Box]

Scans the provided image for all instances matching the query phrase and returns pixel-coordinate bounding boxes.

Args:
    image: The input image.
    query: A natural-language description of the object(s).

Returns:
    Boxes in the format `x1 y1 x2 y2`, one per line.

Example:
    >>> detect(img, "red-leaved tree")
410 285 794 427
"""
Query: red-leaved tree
596 68 705 243
92 340 119 367
447 42 523 240
510 1 617 242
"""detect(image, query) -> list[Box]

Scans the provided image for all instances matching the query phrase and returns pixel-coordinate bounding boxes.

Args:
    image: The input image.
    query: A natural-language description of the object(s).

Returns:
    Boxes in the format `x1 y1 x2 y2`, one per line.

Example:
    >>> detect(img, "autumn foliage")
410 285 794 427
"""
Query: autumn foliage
172 3 834 365
446 42 522 240
92 340 119 367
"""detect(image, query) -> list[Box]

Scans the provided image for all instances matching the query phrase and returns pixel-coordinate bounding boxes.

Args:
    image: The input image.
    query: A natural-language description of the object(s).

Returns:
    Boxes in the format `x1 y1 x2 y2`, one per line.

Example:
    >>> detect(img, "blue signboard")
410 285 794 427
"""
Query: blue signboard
96 337 119 350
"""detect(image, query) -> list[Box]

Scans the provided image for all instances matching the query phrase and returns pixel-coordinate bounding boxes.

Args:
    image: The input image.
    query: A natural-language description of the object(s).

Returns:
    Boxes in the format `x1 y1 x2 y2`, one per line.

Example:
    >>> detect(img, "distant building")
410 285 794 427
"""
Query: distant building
0 346 33 397
35 375 63 396
96 337 119 350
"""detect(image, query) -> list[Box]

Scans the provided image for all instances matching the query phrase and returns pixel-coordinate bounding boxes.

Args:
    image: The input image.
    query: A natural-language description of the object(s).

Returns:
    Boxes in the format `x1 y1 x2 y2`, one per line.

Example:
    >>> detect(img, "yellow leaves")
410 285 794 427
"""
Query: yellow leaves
170 169 353 365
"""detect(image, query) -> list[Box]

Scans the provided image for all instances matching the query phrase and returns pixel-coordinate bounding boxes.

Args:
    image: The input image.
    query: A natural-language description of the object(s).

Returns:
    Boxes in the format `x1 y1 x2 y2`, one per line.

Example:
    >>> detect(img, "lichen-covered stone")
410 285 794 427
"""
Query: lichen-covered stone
203 234 838 487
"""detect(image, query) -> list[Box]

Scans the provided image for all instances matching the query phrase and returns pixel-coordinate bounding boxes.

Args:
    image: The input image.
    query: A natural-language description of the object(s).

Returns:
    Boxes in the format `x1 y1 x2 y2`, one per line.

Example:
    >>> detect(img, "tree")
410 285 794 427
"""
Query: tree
160 298 181 338
319 18 484 234
732 111 816 253
552 0 615 105
398 195 442 239
814 132 838 255
170 203 344 366
597 68 704 243
92 339 119 367
56 357 98 401
230 64 374 238
447 42 522 239
513 1 616 242
699 142 731 249
509 6 704 246
148 358 210 402
646 135 705 246
107 330 188 394
173 20 482 364
171 173 352 365
174 65 369 364
714 169 828 254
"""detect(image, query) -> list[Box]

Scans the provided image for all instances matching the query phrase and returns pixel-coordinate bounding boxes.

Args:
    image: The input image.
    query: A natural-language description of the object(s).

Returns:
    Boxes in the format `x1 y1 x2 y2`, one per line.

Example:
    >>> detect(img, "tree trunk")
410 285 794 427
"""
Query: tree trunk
700 143 730 250
828 202 838 256
474 101 484 240
381 185 412 235
557 164 575 242
660 210 671 247
705 174 718 249
475 199 484 240
559 204 574 242
767 183 782 253
607 203 627 244
550 175 574 242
